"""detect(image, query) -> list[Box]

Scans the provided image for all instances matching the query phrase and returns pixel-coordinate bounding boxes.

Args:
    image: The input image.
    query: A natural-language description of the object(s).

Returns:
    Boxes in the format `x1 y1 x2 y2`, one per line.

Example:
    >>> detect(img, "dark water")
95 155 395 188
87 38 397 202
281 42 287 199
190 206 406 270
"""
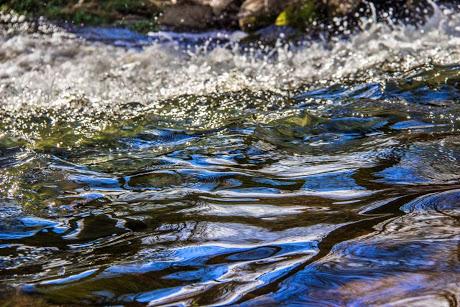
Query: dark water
1 7 460 306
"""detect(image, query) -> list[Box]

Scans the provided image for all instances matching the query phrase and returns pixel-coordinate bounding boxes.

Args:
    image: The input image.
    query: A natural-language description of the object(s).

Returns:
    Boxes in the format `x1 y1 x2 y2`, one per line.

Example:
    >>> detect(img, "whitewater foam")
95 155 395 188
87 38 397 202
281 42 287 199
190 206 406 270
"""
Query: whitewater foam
1 2 460 129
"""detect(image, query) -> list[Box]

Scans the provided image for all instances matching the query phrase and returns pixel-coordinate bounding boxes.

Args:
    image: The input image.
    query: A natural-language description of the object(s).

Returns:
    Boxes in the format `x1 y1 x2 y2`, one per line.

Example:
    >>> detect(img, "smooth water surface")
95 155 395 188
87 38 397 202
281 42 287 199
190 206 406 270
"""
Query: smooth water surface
1 3 460 306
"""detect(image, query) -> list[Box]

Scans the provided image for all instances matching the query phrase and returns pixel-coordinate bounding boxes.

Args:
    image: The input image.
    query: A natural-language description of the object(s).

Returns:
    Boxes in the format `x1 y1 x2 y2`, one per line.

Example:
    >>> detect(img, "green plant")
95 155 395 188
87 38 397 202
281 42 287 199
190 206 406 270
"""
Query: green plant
276 0 317 28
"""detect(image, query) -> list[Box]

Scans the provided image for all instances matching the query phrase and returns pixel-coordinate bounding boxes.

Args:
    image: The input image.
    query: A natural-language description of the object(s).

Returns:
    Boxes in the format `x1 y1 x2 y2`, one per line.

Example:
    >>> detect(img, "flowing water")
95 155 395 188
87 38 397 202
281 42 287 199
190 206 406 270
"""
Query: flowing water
1 2 460 306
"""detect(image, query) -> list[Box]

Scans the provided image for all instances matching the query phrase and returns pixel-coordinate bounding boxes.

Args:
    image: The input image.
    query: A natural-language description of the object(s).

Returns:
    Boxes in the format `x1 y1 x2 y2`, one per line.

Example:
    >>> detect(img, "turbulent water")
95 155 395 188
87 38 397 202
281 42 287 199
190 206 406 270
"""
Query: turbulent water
1 2 460 306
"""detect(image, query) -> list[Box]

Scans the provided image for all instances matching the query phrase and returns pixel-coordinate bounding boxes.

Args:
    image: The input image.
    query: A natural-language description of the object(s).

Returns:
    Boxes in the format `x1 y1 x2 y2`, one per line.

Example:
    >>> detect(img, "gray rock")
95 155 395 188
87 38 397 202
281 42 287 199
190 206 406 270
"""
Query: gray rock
158 3 214 29
192 0 236 14
156 0 239 29
155 0 433 31
321 0 361 16
238 0 293 30
238 0 360 31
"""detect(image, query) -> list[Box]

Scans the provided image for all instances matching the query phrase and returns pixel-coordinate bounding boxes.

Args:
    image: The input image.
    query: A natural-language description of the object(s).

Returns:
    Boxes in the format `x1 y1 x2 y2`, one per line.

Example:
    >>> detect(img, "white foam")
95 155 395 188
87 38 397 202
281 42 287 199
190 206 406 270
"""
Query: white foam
1 2 460 125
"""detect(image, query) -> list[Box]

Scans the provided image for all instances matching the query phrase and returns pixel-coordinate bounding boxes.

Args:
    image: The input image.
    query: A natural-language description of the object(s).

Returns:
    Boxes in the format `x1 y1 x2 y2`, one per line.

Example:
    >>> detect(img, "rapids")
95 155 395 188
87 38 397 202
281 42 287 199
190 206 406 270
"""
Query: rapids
0 1 459 305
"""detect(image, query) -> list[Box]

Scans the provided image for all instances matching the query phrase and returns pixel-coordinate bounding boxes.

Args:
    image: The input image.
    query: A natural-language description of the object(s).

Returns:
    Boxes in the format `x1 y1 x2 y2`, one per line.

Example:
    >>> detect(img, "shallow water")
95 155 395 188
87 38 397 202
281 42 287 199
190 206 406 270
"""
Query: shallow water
1 3 460 306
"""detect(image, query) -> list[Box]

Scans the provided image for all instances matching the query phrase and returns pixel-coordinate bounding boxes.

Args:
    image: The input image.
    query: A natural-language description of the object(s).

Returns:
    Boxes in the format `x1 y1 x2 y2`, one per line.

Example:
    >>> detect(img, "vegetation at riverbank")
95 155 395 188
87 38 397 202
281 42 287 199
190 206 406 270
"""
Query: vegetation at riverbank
0 0 445 34
1 0 160 32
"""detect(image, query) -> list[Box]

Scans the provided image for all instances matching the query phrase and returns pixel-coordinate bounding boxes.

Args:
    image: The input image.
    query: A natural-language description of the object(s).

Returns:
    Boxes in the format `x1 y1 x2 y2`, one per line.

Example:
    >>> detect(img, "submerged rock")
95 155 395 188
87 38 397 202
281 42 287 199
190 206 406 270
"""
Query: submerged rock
254 112 390 152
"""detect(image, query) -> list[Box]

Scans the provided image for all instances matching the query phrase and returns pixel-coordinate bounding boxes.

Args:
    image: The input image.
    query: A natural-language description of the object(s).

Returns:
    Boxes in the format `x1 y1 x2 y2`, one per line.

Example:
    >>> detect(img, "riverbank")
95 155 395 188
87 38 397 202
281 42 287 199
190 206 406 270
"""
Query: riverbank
1 0 453 34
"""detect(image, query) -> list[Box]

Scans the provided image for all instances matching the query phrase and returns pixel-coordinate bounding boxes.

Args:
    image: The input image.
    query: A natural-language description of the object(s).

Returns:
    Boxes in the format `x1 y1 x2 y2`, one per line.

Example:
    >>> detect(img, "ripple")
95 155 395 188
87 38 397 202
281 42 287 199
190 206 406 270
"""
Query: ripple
2 2 460 305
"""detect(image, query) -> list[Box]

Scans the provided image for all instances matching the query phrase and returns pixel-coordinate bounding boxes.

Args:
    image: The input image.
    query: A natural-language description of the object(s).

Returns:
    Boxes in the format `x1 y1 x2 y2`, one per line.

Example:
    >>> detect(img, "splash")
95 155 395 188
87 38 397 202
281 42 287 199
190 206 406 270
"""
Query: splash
1 1 460 305
1 2 460 128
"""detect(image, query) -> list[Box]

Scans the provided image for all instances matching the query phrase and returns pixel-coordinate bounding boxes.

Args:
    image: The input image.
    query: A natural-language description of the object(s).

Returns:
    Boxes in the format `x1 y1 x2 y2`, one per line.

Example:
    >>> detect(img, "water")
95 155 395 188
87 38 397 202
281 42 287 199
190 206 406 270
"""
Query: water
1 2 460 305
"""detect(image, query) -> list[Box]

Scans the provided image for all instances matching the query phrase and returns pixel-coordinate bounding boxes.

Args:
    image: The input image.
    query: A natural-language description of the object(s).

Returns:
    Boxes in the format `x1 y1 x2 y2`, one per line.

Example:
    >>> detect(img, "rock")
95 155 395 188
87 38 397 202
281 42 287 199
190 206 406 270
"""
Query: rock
158 3 214 29
156 0 239 30
238 25 297 45
275 0 317 29
149 0 178 6
192 0 237 14
238 0 352 31
250 25 301 44
321 0 361 16
2 0 442 33
238 0 292 31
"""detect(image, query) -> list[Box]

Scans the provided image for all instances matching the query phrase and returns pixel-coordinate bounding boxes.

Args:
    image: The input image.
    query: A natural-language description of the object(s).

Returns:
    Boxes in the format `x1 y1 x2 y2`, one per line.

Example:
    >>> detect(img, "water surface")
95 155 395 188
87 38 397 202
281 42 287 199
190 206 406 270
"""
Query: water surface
1 3 460 305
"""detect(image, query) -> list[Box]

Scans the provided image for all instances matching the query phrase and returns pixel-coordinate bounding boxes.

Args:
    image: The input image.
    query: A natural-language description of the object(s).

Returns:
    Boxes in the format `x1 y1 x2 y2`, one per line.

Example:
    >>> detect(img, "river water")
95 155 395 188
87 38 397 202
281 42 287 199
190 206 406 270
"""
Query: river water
0 2 459 306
